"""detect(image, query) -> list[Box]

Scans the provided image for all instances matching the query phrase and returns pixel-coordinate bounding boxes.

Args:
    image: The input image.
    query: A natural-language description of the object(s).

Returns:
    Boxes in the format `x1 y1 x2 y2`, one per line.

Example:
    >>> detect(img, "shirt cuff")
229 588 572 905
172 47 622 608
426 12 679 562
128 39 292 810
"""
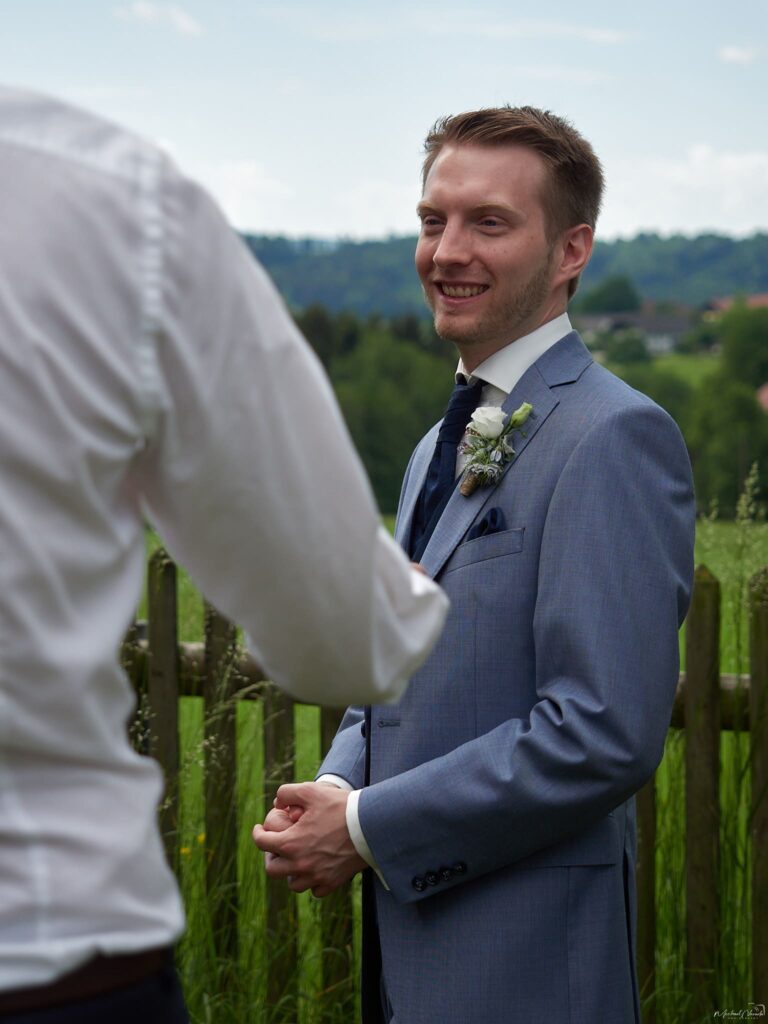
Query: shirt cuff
316 773 353 791
346 790 389 891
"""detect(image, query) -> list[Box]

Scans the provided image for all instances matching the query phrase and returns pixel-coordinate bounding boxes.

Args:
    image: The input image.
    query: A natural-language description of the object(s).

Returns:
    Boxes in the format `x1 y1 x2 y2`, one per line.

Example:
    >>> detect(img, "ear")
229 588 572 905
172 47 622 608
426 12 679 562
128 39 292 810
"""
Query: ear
553 224 593 290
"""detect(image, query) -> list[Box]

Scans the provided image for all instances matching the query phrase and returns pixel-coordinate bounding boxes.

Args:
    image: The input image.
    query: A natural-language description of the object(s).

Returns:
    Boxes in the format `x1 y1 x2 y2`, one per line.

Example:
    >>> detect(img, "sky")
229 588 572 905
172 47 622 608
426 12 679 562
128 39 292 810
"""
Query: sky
2 0 767 241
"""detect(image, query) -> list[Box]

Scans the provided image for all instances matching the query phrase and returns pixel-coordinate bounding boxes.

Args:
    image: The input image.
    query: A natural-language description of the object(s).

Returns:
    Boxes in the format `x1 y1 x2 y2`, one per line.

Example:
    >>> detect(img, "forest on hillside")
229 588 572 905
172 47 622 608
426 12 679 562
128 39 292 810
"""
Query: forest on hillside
287 298 768 518
238 229 768 516
245 231 768 317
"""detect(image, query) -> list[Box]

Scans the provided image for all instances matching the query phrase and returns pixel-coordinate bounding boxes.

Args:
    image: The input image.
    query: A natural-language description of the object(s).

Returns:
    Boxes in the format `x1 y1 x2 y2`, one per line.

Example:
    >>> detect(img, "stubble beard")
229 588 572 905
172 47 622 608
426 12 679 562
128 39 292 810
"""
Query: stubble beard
427 249 556 350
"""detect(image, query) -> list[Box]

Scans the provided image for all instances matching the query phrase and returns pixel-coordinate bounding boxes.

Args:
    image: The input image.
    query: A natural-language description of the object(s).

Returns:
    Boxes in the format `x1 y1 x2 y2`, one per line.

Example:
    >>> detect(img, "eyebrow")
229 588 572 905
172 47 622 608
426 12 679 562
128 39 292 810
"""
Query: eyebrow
416 202 437 217
416 201 521 218
473 203 519 217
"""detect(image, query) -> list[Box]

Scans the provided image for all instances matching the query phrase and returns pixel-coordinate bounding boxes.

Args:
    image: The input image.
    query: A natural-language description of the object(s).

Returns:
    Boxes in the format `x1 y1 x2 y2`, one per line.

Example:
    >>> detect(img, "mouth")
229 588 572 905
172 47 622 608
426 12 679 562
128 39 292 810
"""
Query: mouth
436 282 490 299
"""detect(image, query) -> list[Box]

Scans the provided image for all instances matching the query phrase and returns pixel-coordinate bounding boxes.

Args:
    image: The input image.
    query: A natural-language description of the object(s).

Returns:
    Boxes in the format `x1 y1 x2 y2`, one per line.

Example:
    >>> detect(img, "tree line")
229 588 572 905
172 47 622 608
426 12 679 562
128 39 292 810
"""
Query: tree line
613 303 768 518
292 299 768 517
247 231 768 316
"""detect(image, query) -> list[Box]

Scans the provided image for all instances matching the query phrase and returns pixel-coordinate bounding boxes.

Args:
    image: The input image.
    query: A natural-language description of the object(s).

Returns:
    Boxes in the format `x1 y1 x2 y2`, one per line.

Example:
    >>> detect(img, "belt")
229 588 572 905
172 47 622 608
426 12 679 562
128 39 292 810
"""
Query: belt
0 946 173 1015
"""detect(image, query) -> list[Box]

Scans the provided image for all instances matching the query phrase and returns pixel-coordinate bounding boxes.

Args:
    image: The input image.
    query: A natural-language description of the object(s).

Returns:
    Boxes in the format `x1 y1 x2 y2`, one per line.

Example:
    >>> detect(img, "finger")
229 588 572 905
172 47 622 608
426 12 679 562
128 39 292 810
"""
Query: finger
272 801 304 819
287 874 313 894
262 809 294 833
251 824 291 855
264 853 300 880
275 782 311 808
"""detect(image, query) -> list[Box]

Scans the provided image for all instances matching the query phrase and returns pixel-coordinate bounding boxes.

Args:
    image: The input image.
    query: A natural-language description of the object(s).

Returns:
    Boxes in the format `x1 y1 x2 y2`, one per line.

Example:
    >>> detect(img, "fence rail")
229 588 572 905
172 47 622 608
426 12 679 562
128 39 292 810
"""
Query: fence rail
122 552 768 1019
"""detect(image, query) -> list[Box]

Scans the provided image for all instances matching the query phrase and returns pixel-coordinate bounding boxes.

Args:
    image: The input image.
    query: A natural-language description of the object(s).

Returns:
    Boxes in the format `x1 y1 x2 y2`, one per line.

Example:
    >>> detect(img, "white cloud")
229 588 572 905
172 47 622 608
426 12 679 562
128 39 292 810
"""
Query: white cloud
115 3 203 37
180 143 768 241
467 19 630 44
601 144 768 239
511 66 612 84
189 159 294 232
67 86 151 104
186 161 420 237
259 8 628 45
718 45 760 64
328 178 421 238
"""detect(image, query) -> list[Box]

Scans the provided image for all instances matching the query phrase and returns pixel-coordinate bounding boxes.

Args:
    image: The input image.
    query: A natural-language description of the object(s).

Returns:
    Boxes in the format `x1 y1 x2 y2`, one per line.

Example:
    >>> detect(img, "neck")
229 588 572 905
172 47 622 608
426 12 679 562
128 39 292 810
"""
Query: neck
457 303 567 374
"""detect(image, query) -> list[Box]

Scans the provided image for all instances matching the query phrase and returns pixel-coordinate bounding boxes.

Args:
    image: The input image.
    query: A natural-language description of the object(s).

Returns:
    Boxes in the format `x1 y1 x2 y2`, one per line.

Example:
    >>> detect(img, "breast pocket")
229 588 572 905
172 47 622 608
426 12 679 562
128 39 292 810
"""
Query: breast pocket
445 526 525 573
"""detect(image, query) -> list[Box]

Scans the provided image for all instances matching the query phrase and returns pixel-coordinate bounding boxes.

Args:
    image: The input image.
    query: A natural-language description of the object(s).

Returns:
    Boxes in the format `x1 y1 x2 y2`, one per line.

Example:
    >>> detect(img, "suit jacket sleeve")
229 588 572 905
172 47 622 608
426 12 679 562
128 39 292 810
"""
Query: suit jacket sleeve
356 402 695 902
316 704 367 790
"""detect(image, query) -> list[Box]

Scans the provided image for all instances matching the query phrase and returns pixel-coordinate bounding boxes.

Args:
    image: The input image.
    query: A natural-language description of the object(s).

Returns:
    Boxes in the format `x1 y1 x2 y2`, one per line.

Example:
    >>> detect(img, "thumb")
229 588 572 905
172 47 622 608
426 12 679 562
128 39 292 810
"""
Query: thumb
274 781 314 809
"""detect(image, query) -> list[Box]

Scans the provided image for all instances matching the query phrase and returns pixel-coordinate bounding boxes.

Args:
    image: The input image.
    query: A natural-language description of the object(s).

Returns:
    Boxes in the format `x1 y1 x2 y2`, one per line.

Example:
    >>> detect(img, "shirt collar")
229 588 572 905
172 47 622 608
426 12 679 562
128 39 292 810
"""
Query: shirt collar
456 312 572 393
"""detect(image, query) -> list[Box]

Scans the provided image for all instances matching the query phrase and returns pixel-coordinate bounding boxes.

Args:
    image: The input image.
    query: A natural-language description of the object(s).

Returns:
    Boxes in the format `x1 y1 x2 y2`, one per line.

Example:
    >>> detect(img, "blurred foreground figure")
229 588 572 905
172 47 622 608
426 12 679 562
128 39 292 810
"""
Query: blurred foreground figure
0 87 447 1020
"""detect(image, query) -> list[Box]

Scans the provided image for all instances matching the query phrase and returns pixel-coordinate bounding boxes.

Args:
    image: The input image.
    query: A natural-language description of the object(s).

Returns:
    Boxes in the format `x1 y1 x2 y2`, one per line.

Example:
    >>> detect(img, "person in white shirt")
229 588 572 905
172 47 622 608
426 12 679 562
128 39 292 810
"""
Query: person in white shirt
0 86 448 1020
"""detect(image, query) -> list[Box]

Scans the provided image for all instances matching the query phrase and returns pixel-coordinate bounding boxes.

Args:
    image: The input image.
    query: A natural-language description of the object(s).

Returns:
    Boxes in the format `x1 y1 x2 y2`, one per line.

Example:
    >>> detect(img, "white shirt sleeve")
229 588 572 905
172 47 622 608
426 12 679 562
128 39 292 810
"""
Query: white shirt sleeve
138 171 448 707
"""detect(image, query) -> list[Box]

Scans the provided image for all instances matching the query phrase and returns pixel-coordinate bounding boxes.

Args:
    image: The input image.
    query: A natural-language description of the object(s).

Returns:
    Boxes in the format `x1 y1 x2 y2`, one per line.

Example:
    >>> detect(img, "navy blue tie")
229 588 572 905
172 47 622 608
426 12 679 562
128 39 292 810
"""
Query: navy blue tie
409 378 483 560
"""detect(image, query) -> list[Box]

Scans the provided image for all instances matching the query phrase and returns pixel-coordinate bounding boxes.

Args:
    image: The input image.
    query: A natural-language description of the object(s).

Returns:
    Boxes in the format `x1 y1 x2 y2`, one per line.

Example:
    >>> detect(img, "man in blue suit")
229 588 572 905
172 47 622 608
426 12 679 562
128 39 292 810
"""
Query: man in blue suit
253 106 696 1023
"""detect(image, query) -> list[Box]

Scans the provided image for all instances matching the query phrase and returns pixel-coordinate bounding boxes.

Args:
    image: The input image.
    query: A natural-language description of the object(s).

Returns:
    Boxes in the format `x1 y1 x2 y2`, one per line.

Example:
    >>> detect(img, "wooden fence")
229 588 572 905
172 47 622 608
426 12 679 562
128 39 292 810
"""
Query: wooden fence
636 564 768 1022
122 549 355 1016
122 553 767 1019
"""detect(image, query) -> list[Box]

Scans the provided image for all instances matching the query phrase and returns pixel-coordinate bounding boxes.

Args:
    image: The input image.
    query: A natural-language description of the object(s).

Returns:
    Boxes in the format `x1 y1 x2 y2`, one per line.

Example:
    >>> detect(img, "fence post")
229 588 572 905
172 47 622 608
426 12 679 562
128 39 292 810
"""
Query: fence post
147 549 180 870
122 619 148 752
203 603 239 975
636 776 657 1024
319 707 356 1014
749 568 768 1006
263 684 297 1019
684 565 721 1018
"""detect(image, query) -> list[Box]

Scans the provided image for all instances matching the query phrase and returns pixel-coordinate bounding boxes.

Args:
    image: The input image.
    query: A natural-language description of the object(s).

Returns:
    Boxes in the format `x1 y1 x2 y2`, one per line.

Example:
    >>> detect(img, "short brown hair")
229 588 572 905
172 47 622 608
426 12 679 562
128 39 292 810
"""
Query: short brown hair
422 105 604 238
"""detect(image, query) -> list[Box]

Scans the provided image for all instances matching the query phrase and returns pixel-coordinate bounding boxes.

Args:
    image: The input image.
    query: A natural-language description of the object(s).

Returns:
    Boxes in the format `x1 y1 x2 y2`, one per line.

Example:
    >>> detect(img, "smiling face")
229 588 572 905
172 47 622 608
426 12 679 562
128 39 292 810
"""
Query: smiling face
416 143 584 370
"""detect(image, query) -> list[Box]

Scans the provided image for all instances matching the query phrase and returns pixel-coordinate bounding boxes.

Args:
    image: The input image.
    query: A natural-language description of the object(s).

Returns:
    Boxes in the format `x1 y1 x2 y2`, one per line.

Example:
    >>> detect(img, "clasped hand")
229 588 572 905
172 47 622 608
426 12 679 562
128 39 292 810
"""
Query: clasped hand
251 782 366 898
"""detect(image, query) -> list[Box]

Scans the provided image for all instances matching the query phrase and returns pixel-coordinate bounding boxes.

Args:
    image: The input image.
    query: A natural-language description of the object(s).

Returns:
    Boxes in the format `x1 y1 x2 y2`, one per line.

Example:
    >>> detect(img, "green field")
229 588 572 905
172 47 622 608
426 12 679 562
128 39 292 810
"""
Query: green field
140 511 766 1023
654 351 722 389
603 351 721 391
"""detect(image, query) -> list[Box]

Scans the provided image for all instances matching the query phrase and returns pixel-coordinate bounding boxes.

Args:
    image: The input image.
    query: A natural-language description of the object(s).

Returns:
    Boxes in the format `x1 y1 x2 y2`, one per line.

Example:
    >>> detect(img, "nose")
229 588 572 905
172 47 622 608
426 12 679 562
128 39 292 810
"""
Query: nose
432 222 472 268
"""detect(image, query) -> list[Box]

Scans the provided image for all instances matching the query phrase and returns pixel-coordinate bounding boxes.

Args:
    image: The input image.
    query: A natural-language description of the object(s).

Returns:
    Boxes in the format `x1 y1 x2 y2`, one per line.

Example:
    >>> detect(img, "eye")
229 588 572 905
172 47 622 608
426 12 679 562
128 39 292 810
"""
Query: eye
479 217 502 228
419 215 444 231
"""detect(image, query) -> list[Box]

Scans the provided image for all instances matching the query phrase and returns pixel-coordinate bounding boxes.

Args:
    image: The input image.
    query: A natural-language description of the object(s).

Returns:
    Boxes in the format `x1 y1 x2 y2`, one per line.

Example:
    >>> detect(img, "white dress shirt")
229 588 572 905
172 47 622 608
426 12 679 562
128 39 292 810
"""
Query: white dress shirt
0 86 448 990
321 313 573 880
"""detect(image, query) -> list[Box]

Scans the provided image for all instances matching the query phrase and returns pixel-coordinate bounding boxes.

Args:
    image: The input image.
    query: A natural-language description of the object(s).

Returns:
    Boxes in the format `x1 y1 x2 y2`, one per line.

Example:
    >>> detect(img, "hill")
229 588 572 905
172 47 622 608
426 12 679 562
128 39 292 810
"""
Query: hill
244 231 768 317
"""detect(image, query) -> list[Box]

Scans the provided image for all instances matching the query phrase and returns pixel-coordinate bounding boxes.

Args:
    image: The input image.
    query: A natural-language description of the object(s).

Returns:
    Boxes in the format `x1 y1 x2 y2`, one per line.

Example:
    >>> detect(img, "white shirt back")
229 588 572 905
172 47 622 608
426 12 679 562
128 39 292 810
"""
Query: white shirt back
0 87 447 989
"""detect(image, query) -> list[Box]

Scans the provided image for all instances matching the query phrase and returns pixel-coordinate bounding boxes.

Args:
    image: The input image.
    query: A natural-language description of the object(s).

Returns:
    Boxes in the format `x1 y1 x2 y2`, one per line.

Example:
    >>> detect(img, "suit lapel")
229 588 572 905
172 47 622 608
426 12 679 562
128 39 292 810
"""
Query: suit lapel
395 422 439 549
419 331 593 580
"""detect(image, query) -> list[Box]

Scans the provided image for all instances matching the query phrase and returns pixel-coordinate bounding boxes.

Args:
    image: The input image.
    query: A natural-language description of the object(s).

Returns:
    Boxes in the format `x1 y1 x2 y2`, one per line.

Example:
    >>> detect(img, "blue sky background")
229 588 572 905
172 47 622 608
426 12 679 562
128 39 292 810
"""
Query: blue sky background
2 1 766 240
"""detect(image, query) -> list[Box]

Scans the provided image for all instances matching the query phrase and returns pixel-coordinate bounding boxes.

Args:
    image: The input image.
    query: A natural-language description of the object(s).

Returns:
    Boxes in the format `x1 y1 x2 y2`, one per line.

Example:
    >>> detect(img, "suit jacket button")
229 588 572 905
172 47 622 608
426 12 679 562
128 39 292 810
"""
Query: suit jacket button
439 866 452 882
451 861 467 876
425 871 439 886
412 876 427 892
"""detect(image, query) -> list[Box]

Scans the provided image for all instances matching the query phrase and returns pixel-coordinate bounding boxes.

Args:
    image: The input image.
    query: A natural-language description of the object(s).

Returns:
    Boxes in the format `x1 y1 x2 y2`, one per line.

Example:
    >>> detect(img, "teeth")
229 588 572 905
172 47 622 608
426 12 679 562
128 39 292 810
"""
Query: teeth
441 284 487 298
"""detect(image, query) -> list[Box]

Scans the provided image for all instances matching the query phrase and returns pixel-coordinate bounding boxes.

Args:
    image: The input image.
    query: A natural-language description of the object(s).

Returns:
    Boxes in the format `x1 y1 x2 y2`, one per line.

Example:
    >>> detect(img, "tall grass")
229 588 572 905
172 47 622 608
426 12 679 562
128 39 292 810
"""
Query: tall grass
166 695 333 1023
651 466 766 1022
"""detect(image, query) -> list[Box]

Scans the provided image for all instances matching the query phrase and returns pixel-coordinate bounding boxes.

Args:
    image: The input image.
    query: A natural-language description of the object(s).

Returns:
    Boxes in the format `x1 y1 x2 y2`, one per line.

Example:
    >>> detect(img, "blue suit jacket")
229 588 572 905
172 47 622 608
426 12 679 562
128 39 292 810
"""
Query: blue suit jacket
319 332 695 1024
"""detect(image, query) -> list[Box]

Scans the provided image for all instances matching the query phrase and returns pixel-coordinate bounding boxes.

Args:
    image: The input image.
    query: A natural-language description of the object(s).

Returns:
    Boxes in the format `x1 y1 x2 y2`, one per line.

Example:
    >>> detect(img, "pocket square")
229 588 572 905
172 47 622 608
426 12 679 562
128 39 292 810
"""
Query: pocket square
466 506 507 541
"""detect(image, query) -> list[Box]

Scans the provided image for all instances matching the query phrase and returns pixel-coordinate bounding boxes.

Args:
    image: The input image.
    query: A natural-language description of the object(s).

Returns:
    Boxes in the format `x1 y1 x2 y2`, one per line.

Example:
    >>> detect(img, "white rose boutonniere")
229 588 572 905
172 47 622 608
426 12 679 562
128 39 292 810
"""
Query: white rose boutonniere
468 406 507 439
459 402 533 496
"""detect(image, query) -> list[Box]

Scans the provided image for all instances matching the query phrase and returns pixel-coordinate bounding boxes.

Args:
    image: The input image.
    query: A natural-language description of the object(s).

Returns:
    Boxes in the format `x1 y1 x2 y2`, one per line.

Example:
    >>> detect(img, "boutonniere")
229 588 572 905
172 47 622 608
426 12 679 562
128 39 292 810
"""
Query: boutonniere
458 402 533 496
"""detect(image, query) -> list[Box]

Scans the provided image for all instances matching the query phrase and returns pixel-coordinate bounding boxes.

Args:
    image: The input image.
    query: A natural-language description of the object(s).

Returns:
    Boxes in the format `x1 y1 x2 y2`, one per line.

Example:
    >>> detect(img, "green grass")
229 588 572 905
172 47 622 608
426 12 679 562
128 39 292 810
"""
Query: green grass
603 351 721 391
140 504 765 1023
650 485 764 1022
654 351 722 388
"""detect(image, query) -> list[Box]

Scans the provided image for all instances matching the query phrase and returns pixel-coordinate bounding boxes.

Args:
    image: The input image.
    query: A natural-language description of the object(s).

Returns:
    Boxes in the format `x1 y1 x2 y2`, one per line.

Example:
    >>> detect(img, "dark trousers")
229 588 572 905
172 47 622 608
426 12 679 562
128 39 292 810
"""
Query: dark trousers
0 965 188 1024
